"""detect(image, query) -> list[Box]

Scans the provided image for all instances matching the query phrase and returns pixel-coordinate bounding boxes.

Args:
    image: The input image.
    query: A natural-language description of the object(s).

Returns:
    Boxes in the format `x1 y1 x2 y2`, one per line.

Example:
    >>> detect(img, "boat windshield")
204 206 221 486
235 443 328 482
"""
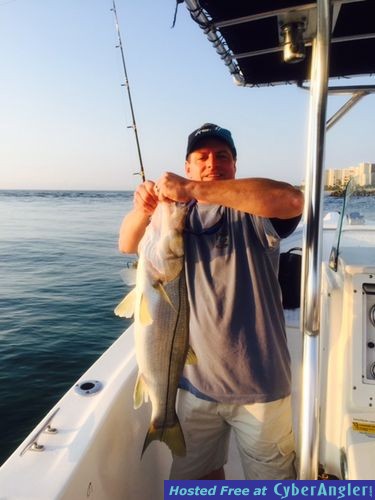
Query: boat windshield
329 175 375 272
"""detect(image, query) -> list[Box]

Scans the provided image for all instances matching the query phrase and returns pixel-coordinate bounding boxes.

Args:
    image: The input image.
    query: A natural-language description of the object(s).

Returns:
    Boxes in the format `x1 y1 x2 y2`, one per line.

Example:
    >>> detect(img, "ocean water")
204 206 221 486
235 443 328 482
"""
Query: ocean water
0 190 373 466
0 190 134 465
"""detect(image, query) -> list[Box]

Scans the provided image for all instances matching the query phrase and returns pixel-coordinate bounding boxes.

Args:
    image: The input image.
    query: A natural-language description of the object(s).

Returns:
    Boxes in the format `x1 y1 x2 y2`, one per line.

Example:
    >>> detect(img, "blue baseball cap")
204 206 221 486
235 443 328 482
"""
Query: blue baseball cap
186 123 237 159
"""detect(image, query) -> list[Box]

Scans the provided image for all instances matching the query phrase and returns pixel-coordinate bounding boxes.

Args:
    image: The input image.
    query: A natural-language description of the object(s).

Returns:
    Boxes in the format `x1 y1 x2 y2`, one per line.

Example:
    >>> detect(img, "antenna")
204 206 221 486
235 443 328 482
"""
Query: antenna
110 0 146 182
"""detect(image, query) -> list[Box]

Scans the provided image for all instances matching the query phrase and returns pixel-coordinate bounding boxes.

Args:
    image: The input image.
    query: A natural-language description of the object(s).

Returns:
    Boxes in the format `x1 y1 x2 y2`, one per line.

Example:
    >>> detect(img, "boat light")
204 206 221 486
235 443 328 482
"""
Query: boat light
281 22 306 64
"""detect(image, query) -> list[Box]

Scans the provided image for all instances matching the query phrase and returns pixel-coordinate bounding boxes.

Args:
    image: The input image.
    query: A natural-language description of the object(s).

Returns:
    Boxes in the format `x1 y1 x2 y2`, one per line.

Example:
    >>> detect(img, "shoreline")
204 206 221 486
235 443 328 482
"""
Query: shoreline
327 188 375 197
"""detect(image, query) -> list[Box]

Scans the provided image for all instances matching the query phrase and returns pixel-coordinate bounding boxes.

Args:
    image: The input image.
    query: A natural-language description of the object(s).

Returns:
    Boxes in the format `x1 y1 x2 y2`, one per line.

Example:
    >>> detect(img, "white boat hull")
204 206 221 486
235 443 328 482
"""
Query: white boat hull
0 327 173 499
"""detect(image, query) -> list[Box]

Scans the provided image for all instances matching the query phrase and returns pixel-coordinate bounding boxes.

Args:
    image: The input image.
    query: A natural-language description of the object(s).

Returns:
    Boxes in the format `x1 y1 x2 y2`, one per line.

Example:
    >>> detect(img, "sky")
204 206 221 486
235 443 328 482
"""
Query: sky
1 0 374 191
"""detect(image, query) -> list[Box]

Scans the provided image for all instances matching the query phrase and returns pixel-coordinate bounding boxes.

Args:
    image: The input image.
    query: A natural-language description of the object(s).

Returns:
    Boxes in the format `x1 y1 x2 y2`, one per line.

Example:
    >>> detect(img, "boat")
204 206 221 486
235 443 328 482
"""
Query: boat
0 0 375 497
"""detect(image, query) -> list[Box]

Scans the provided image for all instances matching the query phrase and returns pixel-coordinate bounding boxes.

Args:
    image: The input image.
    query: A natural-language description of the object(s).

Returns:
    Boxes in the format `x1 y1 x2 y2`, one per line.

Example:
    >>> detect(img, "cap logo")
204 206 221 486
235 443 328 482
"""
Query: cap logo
195 126 221 137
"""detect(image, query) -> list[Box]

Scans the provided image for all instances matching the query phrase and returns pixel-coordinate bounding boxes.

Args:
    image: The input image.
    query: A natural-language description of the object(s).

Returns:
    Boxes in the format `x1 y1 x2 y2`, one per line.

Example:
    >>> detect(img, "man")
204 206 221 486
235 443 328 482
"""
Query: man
119 123 304 480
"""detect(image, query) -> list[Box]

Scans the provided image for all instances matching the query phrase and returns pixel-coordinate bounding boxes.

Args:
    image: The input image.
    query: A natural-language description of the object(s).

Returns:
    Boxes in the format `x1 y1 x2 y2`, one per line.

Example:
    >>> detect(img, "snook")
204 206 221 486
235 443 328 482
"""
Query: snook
115 201 194 457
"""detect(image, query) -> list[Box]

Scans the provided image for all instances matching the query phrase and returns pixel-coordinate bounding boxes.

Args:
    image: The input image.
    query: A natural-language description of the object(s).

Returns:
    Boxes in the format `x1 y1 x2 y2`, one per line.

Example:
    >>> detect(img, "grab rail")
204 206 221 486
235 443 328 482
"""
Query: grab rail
298 0 331 480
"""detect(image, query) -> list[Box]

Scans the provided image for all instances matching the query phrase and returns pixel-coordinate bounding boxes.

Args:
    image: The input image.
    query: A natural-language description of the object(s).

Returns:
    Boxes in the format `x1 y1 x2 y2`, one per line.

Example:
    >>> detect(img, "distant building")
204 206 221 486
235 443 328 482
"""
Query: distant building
325 162 375 187
358 162 375 186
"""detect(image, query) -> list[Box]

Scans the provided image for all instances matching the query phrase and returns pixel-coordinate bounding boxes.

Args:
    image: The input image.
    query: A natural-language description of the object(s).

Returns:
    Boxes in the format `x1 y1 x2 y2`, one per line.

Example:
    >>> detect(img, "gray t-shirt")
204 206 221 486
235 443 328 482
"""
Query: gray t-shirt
180 202 296 404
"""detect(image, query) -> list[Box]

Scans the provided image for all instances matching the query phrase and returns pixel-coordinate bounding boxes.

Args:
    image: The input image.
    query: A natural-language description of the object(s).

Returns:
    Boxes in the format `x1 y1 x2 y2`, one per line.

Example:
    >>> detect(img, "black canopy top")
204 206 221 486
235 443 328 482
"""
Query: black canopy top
187 0 375 86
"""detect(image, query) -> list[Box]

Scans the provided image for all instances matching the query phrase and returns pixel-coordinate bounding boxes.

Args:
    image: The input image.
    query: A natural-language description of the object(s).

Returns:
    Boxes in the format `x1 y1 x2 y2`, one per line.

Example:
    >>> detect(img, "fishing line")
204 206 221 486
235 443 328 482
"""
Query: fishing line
110 0 146 182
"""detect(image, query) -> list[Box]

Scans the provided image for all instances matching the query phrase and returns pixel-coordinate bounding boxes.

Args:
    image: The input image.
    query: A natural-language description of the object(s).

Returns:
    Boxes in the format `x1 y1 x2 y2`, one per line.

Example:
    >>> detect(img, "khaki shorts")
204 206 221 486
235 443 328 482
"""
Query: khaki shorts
170 390 296 480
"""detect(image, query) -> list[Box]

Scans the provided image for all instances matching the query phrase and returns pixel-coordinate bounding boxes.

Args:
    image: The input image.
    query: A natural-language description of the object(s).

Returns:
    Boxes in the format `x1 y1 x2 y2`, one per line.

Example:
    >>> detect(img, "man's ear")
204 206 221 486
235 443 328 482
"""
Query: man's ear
185 160 192 179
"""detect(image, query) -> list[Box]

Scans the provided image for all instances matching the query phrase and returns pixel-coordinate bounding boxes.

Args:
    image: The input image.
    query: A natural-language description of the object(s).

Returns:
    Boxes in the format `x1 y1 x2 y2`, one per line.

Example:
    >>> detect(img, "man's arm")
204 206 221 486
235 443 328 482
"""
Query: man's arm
118 181 158 253
119 173 304 253
156 173 304 219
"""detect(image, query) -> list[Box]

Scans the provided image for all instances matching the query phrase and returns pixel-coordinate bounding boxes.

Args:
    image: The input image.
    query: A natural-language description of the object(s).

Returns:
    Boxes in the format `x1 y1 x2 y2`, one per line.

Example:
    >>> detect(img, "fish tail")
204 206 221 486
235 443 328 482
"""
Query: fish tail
141 418 186 458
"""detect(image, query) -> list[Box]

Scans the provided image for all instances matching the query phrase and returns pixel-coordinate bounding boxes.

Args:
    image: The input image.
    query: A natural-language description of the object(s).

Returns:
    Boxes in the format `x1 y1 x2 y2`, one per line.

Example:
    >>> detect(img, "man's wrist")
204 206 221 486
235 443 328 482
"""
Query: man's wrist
187 180 200 201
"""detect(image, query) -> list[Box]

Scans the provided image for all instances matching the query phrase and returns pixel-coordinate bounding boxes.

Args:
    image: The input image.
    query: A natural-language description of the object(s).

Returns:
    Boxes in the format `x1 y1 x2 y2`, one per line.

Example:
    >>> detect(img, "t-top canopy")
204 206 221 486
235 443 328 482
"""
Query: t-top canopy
186 0 375 86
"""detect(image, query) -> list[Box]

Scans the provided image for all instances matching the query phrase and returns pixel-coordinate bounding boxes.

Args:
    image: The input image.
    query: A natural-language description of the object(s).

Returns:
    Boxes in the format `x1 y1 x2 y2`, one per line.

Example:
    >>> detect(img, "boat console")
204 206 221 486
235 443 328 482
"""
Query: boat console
319 179 375 478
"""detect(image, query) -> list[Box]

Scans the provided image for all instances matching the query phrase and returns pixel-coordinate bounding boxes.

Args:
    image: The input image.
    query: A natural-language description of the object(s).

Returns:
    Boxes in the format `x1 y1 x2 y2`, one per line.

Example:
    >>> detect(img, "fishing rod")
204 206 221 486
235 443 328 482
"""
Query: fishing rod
110 0 146 182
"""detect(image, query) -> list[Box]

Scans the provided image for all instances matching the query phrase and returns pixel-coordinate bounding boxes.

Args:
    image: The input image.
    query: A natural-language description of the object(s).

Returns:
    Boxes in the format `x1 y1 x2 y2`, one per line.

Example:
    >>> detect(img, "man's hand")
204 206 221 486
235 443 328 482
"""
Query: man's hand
155 172 194 203
134 180 159 215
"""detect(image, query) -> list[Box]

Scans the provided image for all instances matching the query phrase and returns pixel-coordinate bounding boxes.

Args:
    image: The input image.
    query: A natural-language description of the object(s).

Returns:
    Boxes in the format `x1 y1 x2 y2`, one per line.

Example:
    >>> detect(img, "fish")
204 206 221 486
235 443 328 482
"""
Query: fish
115 201 195 457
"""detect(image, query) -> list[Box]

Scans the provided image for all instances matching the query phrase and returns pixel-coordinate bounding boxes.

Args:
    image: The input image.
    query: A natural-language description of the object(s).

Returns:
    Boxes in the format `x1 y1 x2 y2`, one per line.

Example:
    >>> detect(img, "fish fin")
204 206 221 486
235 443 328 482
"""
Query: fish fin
114 288 137 318
185 346 197 365
153 282 177 311
119 266 137 286
141 418 186 458
133 374 148 409
139 294 153 325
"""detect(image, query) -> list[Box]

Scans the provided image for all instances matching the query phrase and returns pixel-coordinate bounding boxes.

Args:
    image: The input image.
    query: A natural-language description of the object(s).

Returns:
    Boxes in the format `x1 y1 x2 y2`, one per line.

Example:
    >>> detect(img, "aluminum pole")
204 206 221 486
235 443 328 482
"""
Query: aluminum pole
326 92 368 130
298 0 331 480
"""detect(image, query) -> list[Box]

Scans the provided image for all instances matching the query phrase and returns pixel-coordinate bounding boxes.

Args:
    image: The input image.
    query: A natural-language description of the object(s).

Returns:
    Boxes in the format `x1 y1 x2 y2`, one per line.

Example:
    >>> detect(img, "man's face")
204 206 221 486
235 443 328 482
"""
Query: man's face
185 138 237 182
